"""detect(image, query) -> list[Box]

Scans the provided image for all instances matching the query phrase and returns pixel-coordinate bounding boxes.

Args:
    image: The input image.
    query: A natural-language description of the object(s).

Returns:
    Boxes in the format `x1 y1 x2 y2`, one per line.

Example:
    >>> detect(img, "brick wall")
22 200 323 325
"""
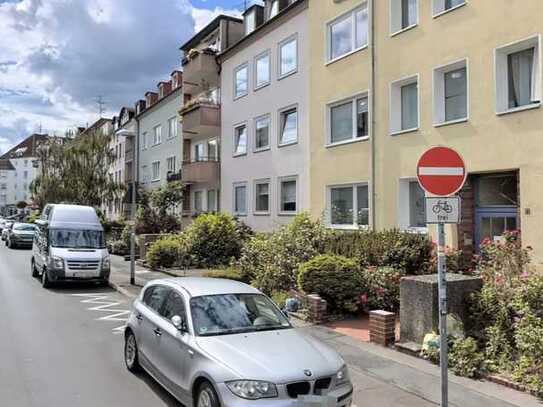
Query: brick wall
369 310 396 346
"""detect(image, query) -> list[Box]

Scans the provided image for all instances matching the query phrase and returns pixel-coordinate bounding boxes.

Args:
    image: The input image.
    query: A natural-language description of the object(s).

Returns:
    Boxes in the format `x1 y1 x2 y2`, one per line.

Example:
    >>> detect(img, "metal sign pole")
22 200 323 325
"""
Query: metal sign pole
437 221 448 407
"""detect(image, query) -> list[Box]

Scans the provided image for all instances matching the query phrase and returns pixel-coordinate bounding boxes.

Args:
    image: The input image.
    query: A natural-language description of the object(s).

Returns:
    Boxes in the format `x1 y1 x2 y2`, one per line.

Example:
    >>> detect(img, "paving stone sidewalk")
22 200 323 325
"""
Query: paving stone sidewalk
108 255 541 407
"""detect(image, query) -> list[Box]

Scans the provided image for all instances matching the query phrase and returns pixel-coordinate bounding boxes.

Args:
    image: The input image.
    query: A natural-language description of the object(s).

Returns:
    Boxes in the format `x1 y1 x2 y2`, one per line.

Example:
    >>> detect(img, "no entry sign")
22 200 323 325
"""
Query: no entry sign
417 147 466 196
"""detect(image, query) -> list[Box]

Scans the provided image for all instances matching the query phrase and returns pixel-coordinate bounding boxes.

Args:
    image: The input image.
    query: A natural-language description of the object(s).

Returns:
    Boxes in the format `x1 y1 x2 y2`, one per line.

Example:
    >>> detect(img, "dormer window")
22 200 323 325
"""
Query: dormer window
245 10 256 35
269 0 279 18
159 86 164 99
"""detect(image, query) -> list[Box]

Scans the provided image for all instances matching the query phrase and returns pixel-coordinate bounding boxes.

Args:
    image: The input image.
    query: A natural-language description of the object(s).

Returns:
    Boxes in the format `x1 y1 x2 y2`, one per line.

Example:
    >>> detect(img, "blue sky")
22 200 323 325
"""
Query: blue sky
0 0 245 154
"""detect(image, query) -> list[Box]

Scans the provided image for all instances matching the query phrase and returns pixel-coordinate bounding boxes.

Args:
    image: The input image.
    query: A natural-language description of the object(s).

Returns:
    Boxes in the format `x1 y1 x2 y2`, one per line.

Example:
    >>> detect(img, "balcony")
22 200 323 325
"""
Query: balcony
182 49 219 93
181 158 219 185
167 170 182 183
180 90 220 140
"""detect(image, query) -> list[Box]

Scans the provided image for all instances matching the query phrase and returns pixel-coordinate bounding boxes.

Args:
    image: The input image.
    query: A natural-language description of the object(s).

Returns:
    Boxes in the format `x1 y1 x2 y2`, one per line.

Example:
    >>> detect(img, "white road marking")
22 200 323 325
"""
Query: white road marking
71 293 130 334
418 166 464 176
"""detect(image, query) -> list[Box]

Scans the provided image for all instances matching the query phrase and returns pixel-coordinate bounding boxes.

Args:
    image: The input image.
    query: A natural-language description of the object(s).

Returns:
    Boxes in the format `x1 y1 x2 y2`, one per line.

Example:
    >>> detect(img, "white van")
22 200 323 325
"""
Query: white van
31 204 110 288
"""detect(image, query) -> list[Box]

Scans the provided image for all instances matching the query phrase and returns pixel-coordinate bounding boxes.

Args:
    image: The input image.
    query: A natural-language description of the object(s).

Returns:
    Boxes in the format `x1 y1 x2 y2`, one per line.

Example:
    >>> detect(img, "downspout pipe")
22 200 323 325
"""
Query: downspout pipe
370 0 377 231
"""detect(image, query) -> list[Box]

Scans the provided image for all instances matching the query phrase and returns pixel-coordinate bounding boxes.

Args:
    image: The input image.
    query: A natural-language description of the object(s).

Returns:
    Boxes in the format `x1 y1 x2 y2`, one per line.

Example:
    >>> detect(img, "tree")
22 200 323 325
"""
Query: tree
30 130 124 209
135 182 184 234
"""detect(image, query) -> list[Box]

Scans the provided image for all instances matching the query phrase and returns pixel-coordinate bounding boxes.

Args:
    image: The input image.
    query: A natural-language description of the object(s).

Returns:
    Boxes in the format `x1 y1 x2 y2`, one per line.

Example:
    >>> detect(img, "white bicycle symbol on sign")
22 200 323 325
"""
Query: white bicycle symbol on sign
432 200 453 214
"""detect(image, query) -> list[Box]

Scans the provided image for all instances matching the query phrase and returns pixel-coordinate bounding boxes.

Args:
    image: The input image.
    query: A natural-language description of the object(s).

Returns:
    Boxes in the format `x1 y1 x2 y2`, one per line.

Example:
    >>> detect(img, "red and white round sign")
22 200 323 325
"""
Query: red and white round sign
417 147 467 196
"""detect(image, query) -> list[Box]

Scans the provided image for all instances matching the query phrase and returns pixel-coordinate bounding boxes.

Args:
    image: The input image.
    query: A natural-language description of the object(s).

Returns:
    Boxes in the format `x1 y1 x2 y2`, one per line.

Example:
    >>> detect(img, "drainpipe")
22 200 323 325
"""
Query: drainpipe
370 0 377 231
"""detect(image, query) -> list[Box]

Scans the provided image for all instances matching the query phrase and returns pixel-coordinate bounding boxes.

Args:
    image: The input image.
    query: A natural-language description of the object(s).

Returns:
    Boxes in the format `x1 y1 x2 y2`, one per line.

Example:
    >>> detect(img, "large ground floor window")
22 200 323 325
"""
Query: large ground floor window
327 183 369 228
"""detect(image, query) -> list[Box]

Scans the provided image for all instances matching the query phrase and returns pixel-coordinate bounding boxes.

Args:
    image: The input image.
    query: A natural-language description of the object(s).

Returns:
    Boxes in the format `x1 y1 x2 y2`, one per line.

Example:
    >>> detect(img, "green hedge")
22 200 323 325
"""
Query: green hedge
146 235 185 269
203 267 246 282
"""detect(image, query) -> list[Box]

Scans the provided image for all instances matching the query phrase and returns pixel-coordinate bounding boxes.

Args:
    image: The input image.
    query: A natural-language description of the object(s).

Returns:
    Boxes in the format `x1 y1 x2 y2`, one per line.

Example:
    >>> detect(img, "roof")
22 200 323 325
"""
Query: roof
80 118 112 136
0 159 15 170
48 204 103 231
151 277 260 297
180 14 243 52
0 134 48 160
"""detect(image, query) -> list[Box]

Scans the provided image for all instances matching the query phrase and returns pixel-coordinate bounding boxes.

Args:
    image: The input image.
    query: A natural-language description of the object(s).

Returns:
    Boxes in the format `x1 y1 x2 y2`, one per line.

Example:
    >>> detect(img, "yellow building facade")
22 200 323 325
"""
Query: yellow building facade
309 0 543 266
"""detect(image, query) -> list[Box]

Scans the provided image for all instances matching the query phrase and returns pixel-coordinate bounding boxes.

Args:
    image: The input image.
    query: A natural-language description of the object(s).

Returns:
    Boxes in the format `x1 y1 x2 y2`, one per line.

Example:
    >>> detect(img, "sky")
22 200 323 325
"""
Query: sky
0 0 254 154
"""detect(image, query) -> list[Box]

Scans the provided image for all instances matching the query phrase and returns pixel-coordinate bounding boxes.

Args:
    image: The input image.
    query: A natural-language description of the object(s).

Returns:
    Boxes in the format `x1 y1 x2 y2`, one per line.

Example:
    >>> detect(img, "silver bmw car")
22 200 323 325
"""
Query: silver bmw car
124 277 353 407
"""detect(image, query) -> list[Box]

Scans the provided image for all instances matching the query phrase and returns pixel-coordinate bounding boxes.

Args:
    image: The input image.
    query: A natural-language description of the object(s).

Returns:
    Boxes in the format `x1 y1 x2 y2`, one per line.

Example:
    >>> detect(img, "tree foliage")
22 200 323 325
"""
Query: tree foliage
30 131 124 208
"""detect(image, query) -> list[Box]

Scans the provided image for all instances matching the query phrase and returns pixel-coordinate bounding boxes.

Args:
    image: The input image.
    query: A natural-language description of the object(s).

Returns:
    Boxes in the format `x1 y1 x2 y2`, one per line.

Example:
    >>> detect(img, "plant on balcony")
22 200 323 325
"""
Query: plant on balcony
186 48 200 60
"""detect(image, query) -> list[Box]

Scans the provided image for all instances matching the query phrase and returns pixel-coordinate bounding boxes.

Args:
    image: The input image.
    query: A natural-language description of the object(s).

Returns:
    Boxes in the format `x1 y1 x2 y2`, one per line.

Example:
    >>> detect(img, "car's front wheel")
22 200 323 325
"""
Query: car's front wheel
124 330 141 373
196 382 220 407
41 268 52 288
31 258 39 278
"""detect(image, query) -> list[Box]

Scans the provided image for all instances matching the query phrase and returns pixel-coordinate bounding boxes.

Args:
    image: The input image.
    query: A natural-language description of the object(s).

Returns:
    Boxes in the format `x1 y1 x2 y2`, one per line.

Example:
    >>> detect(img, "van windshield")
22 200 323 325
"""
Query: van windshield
49 229 105 249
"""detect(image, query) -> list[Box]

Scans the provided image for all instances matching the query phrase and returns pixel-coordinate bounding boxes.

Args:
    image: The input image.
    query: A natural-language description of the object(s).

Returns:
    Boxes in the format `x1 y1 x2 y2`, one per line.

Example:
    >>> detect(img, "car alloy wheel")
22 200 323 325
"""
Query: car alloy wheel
197 383 219 407
41 269 51 288
124 331 141 373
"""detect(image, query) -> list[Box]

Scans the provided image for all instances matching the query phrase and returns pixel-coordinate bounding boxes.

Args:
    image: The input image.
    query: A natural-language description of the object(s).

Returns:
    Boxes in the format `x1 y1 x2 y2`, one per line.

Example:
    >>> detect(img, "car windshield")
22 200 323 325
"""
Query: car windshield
49 229 105 249
13 224 35 231
190 293 291 337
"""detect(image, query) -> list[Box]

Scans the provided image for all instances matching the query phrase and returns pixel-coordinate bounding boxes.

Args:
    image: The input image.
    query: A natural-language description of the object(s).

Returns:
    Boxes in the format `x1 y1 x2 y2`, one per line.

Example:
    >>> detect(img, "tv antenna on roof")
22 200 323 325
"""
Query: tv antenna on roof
95 95 106 117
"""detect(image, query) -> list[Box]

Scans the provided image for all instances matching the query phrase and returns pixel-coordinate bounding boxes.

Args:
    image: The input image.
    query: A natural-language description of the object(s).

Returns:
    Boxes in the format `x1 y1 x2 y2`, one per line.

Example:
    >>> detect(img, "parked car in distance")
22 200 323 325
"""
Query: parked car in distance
6 223 35 249
32 204 110 288
124 278 353 407
1 221 13 241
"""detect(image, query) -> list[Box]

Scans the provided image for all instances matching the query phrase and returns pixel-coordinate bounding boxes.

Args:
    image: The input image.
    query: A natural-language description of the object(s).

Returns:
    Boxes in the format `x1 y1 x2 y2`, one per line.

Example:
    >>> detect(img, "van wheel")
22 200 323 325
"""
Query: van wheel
197 382 220 407
124 330 142 373
31 259 39 278
41 268 52 288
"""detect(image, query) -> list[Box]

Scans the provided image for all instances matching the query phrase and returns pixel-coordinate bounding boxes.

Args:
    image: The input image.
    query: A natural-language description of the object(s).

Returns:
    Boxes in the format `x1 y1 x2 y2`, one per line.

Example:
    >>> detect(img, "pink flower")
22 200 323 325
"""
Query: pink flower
521 271 530 280
376 287 385 296
359 294 368 304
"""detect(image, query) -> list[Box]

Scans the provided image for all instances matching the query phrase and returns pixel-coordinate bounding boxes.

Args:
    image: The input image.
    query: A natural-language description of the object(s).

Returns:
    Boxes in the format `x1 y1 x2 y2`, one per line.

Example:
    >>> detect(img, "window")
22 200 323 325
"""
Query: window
142 165 149 182
254 115 270 151
255 51 271 89
495 36 541 114
433 0 465 16
390 76 419 134
168 117 177 139
161 290 186 321
433 60 468 125
152 161 160 181
166 156 176 173
254 180 270 213
328 184 369 228
329 95 368 145
194 143 204 161
279 107 298 145
23 170 28 179
194 190 203 213
269 0 279 18
476 173 518 207
153 125 162 145
143 285 170 313
390 0 418 35
207 139 218 160
234 183 247 216
234 64 248 99
142 132 148 150
245 9 256 35
233 124 247 156
327 5 368 62
279 36 297 78
207 190 217 212
279 178 297 214
409 181 426 228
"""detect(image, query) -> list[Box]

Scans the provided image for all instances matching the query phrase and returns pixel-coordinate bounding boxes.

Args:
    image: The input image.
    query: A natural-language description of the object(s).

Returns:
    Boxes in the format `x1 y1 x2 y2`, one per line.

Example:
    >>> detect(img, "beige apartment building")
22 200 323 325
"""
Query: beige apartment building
309 0 543 265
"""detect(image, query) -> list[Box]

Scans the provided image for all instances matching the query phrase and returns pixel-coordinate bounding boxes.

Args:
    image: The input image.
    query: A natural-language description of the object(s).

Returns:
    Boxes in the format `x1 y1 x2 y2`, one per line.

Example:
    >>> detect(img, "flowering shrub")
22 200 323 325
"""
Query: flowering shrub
361 266 404 312
449 337 485 378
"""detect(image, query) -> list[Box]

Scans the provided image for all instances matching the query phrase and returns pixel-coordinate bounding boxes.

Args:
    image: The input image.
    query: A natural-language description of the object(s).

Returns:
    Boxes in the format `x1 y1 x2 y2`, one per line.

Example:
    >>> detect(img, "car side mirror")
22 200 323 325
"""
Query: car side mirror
282 310 290 320
171 315 187 333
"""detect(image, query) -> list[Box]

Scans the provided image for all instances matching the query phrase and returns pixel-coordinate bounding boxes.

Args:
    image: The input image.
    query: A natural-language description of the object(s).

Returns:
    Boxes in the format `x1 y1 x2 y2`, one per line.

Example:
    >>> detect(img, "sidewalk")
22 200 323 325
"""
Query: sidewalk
108 256 541 407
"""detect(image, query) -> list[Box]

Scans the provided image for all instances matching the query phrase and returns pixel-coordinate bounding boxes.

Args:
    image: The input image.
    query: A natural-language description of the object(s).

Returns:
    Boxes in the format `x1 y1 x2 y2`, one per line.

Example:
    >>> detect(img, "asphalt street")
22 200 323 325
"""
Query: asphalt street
0 243 182 407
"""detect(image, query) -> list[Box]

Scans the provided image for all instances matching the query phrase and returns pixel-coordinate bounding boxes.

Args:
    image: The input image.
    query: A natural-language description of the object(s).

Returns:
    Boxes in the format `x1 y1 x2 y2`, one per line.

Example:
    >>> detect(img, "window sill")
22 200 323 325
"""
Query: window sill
328 224 370 231
325 136 369 149
253 211 270 216
496 102 541 116
234 213 247 217
325 45 368 66
404 227 428 234
254 82 270 92
278 211 297 216
390 127 419 136
278 140 298 148
390 23 418 38
234 93 248 101
432 2 467 18
151 179 160 183
278 69 298 81
254 146 271 153
434 117 468 128
233 152 248 158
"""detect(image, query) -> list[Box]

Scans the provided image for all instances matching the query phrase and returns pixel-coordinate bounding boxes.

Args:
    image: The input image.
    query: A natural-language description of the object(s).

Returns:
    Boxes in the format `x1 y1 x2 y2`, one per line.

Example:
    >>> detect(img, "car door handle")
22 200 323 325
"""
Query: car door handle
153 328 162 337
135 314 143 321
187 349 194 356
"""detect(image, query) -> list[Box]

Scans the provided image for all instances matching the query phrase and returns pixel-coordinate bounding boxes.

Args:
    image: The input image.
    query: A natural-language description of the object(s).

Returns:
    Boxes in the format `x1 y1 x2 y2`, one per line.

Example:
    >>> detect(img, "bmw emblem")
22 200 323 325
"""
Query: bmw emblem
304 369 312 377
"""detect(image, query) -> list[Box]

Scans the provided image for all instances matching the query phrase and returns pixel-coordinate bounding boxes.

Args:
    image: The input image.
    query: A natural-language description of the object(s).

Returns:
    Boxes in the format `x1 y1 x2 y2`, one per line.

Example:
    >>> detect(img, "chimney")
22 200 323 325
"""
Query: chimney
145 91 158 107
171 71 183 90
158 81 172 99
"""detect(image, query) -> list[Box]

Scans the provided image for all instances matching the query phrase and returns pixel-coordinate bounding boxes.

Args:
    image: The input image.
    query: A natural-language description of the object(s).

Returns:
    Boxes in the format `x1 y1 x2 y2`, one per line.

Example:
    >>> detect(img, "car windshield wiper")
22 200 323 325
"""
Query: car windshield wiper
252 325 291 332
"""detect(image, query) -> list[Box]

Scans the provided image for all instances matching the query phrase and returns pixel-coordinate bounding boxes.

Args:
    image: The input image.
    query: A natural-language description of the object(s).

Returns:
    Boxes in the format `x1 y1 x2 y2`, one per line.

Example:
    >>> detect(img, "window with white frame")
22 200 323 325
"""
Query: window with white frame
142 132 148 150
279 36 297 78
254 180 270 213
433 0 465 16
168 117 177 138
269 0 279 18
233 124 247 156
495 35 541 114
390 0 418 34
234 183 247 216
255 51 271 89
207 139 218 160
279 177 297 214
279 106 298 145
153 125 162 145
329 95 368 145
245 9 256 35
398 179 426 230
234 63 248 99
328 184 369 228
390 76 419 134
254 115 270 151
194 143 204 162
194 190 204 213
434 60 468 125
327 5 368 62
207 189 217 212
142 165 149 182
151 161 160 181
166 156 176 174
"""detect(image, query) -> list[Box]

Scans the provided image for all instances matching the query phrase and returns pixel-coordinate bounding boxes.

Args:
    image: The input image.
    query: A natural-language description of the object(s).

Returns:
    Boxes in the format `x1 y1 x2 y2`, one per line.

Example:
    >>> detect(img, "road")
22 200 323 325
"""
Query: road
0 243 182 407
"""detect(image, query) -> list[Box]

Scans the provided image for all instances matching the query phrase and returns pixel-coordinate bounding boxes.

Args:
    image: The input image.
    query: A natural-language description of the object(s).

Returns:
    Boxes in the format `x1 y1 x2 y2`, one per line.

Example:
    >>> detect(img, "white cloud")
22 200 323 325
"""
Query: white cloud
191 6 241 32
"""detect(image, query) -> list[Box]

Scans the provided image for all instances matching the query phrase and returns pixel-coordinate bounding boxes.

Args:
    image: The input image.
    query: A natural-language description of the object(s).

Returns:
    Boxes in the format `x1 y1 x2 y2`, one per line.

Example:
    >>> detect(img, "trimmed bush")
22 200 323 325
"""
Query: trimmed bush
449 337 485 378
297 254 361 314
203 267 246 282
361 266 404 312
146 235 185 269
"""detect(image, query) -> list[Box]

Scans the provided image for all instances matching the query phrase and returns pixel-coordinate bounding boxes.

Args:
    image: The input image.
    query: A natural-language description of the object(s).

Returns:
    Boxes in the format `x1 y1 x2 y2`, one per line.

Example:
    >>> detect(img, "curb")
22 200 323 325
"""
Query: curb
108 279 138 300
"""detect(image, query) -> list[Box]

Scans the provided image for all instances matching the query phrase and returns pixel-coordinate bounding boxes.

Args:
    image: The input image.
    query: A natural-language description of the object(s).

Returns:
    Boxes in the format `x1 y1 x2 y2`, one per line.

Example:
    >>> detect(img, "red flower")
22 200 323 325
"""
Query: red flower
359 293 368 304
376 287 385 296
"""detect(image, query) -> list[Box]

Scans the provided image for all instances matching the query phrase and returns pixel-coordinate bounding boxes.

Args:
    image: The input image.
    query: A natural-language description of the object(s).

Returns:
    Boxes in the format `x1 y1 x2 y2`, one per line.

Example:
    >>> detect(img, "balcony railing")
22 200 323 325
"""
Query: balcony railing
180 91 221 139
182 48 219 92
167 170 182 183
181 158 219 185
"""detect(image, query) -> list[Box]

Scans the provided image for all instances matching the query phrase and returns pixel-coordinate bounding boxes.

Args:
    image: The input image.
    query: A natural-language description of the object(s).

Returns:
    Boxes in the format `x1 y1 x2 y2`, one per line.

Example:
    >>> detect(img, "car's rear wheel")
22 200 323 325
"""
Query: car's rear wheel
124 330 142 373
41 268 51 288
197 382 220 407
31 259 39 278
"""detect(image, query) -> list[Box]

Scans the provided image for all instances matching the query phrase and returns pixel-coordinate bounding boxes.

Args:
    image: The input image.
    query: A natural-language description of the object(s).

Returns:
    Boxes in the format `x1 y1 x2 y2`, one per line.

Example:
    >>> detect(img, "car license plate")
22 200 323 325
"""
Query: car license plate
72 271 96 278
297 395 336 407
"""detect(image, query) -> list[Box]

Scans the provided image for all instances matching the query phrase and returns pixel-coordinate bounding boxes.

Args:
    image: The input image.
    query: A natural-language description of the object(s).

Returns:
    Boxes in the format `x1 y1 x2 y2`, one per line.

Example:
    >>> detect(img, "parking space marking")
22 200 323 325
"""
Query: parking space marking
71 293 130 334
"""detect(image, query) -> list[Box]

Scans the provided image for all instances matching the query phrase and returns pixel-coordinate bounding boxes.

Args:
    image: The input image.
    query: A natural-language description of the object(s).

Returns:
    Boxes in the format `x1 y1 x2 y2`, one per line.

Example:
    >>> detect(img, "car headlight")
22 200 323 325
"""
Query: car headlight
335 365 350 387
226 380 278 400
102 255 111 270
49 255 64 270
